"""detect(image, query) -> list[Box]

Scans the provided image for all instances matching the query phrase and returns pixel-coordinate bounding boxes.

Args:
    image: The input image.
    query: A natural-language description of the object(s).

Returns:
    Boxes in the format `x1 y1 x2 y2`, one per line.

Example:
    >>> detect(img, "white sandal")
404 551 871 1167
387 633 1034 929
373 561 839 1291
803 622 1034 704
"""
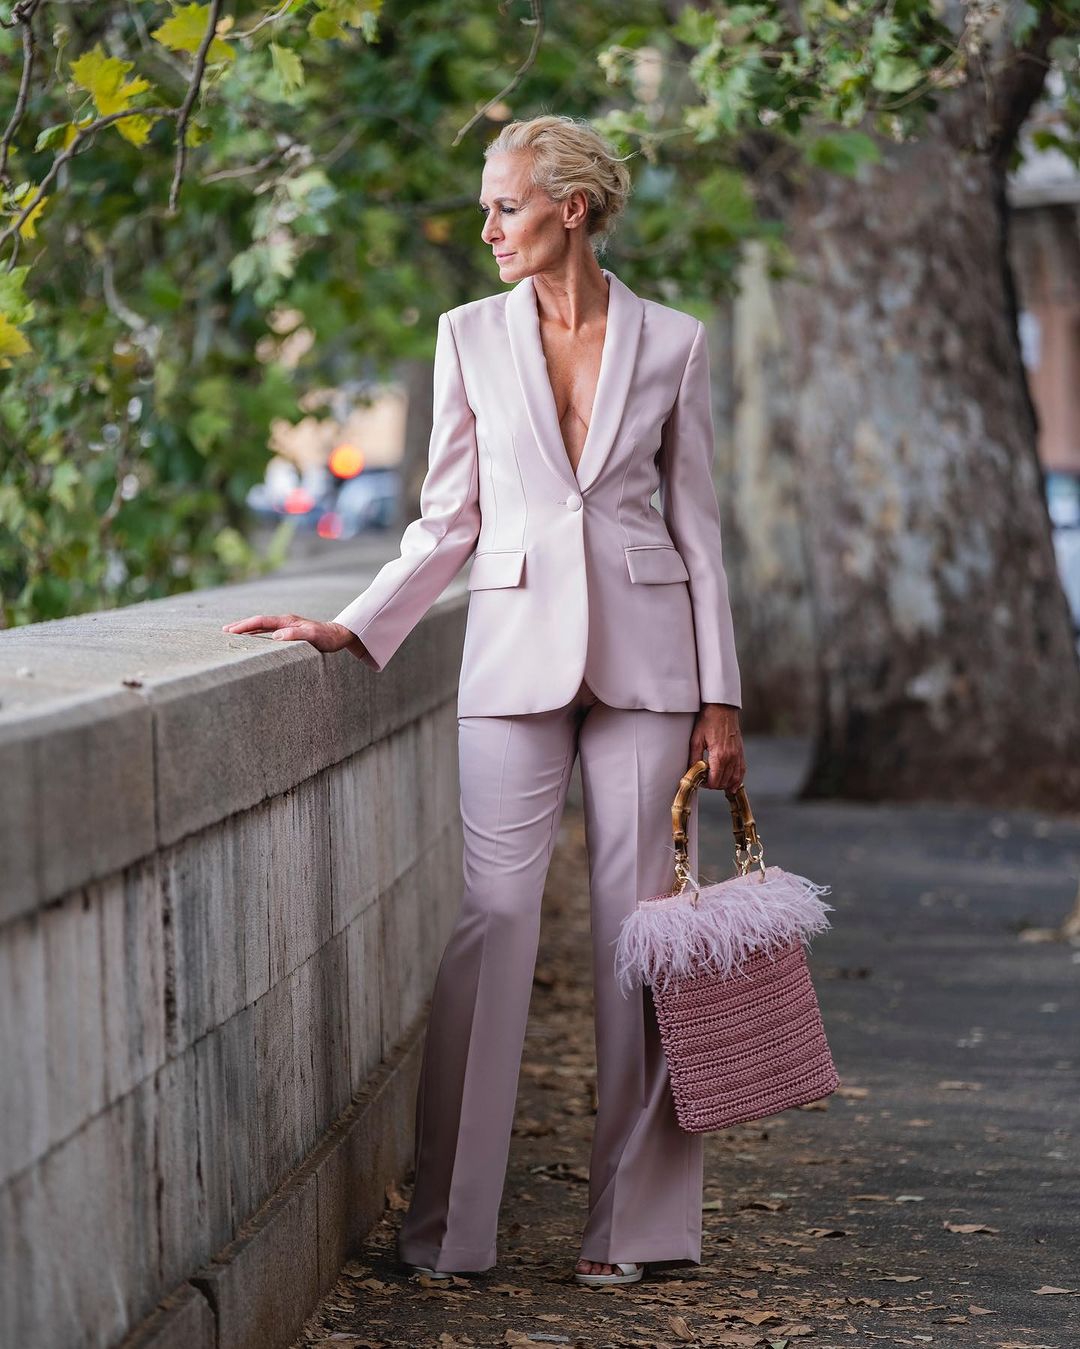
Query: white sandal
574 1260 645 1287
406 1263 452 1280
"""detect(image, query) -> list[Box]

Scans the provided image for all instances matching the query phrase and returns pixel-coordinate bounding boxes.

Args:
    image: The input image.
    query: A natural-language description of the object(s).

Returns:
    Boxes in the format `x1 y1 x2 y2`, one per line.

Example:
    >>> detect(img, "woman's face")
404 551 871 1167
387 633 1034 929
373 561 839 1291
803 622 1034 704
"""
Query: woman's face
479 151 580 281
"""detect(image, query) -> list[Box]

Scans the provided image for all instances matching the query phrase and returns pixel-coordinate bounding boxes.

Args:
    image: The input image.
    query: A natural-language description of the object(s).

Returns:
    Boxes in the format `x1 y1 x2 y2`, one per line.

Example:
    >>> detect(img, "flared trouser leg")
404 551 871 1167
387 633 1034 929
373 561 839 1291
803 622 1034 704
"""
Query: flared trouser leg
576 702 703 1265
396 682 702 1273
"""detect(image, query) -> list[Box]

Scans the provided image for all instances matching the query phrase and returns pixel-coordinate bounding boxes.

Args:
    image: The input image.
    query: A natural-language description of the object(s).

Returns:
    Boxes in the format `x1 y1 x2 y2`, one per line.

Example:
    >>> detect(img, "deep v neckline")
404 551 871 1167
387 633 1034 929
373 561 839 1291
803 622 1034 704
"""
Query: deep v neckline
532 277 612 483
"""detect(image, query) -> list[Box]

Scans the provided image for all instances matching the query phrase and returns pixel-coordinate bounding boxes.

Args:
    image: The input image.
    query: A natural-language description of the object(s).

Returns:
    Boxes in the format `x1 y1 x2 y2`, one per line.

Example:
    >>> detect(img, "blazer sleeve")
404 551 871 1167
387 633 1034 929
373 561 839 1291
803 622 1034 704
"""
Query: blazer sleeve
658 319 743 709
331 311 481 671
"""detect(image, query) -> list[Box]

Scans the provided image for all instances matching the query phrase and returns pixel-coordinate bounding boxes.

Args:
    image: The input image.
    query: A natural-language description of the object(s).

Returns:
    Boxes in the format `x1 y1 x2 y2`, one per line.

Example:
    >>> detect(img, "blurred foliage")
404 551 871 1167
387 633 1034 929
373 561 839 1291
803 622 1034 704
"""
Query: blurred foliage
1 0 1077 625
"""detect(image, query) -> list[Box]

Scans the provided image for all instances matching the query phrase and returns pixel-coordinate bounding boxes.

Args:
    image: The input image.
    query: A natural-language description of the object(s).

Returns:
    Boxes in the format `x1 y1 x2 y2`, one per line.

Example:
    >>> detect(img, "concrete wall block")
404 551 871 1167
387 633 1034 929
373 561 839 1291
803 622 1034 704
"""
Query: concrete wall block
0 908 47 1185
194 1023 235 1259
99 857 167 1109
327 743 379 934
0 692 155 925
339 1022 425 1251
116 1284 215 1349
306 929 351 1138
316 1020 425 1292
2 1082 159 1349
430 699 462 835
155 1047 211 1298
43 885 106 1153
253 974 303 1199
268 774 333 987
152 656 335 849
288 953 317 1160
0 726 37 924
219 1003 261 1231
372 737 397 897
377 857 426 1061
360 600 464 752
190 1171 319 1349
346 901 382 1093
164 803 275 1054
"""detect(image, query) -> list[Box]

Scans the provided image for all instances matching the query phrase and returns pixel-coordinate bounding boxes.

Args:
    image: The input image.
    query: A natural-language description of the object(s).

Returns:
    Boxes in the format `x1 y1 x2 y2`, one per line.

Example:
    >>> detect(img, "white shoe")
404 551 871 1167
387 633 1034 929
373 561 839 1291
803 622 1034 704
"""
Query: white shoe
574 1260 645 1287
406 1263 452 1280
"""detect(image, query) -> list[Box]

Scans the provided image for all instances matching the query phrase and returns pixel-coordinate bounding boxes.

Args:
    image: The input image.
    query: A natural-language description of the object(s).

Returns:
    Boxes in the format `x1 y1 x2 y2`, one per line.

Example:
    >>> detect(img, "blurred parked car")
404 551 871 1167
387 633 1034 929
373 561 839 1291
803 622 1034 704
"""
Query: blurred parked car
245 460 338 533
332 467 402 536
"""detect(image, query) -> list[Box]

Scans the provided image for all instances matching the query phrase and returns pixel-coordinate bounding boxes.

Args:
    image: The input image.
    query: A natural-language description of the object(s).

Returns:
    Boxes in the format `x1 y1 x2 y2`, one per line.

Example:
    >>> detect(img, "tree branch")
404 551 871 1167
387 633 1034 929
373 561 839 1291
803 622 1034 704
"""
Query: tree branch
167 0 223 214
0 0 42 187
451 0 544 147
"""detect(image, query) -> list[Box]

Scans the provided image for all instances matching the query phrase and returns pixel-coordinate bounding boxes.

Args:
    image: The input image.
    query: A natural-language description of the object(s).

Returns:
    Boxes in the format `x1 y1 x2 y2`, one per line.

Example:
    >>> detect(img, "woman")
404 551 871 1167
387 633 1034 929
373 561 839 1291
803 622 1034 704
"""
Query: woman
223 114 746 1287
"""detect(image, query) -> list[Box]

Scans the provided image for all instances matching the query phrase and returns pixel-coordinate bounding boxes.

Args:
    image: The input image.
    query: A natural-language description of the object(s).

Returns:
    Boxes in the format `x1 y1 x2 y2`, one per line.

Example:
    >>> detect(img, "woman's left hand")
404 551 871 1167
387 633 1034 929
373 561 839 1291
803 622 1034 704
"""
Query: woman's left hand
689 703 745 791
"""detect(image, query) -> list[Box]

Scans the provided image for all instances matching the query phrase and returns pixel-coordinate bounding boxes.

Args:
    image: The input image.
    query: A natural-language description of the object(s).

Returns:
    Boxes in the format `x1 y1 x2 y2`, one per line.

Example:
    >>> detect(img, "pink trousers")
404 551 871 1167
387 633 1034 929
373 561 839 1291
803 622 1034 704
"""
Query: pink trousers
396 676 703 1272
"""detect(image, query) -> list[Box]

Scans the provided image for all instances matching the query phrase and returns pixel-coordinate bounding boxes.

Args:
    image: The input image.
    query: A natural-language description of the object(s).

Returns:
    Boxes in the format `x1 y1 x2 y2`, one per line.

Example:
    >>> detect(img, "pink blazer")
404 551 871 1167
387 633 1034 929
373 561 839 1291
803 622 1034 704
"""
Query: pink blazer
332 267 742 718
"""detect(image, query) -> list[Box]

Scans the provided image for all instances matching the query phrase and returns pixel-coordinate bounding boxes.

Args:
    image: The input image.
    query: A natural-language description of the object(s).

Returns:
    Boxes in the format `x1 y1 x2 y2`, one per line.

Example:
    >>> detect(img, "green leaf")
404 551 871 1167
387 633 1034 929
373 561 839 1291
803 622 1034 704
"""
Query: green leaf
805 130 881 175
151 4 235 63
34 123 70 152
0 314 32 364
871 55 923 94
270 42 305 93
70 45 152 116
49 462 82 511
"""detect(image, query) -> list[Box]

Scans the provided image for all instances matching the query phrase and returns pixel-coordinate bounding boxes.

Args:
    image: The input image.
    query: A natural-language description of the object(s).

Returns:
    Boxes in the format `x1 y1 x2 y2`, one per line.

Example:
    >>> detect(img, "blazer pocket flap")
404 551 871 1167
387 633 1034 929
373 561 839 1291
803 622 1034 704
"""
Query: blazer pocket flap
624 544 690 584
467 548 526 590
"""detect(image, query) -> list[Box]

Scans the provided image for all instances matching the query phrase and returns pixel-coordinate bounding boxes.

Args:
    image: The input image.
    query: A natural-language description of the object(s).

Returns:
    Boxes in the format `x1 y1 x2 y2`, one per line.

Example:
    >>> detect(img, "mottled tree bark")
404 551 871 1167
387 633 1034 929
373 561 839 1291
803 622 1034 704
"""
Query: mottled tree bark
755 27 1080 809
711 250 818 736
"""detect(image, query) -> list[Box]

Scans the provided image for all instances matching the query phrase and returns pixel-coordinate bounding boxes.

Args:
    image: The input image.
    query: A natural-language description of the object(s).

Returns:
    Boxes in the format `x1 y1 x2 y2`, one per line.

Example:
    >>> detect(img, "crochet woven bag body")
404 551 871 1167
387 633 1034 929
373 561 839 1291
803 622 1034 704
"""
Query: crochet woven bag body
613 764 841 1134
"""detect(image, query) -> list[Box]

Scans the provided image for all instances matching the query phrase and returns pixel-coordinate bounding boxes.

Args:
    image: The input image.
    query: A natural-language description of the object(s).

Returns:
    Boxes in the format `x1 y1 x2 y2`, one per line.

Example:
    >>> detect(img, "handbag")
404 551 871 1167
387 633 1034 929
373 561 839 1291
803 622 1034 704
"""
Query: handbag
613 762 841 1134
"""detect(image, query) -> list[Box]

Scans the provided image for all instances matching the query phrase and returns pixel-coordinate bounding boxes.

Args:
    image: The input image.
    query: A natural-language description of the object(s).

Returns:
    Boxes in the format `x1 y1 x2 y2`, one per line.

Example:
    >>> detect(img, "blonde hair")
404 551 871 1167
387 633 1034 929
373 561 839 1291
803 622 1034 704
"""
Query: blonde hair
483 114 632 252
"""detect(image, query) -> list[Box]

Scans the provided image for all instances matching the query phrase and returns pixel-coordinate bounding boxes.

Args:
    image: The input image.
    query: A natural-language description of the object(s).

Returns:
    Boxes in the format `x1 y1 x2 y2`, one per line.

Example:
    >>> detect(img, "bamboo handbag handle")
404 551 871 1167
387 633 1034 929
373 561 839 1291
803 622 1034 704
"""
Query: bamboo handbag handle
669 762 766 897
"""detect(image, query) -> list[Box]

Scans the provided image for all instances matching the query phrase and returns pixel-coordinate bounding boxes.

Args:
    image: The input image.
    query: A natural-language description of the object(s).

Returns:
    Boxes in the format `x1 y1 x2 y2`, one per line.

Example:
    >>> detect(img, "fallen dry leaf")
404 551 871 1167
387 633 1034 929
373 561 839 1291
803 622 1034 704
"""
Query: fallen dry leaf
806 1227 847 1237
968 1305 994 1314
384 1180 409 1211
943 1221 999 1234
1032 1284 1077 1294
667 1313 695 1340
873 1273 921 1282
741 1309 783 1325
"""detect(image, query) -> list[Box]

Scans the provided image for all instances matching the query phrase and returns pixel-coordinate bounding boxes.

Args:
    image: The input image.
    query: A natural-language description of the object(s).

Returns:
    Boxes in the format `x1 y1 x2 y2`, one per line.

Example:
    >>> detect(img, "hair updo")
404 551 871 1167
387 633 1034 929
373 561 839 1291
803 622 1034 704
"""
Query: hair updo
483 114 633 252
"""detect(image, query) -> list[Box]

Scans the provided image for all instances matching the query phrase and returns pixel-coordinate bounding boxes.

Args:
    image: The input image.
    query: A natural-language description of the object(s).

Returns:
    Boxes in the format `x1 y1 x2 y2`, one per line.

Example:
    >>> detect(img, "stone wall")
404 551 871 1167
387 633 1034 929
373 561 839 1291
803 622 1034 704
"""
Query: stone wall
0 560 467 1349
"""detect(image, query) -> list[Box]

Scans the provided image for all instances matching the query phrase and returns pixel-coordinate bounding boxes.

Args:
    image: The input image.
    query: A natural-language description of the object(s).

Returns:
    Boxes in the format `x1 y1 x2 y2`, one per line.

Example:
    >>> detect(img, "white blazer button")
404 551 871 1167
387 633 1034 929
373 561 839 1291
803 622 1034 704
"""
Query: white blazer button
566 494 582 511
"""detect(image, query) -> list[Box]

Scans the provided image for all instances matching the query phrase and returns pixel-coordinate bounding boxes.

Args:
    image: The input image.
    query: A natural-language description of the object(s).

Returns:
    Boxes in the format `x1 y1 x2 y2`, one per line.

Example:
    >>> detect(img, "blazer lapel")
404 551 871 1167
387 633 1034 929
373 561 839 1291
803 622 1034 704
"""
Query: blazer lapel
504 266 644 494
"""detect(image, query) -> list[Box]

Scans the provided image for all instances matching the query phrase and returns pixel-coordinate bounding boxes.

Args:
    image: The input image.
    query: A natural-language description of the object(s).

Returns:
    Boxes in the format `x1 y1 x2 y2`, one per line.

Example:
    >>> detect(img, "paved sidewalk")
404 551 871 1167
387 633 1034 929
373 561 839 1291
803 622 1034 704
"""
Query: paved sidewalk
293 736 1080 1349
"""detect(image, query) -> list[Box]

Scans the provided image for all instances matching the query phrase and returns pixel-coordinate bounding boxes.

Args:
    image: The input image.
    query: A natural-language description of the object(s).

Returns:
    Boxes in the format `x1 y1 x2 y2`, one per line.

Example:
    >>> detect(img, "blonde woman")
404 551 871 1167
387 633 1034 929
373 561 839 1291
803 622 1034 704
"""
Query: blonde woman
224 114 745 1287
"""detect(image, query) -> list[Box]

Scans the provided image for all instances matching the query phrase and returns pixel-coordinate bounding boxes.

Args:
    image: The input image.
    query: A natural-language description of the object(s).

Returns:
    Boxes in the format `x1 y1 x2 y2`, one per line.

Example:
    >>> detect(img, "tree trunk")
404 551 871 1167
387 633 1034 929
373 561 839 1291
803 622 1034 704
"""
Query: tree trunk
774 98 1080 809
711 245 818 736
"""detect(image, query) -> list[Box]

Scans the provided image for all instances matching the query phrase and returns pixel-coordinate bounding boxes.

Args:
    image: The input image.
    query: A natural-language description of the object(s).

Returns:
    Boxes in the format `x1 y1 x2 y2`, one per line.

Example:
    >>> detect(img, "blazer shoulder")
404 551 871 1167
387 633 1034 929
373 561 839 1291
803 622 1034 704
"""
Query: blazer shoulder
640 294 702 342
444 290 509 334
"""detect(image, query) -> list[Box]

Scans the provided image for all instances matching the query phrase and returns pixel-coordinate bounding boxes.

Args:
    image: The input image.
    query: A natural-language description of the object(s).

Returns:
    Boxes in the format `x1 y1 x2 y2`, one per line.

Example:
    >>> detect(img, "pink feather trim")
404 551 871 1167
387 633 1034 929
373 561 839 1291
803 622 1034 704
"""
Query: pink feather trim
613 864 834 997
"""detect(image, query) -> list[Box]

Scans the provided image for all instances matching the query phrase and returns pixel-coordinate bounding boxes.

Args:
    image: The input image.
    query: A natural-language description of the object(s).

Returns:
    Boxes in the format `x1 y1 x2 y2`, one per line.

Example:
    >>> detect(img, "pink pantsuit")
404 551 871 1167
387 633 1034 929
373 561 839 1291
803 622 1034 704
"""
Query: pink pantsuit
332 268 742 1271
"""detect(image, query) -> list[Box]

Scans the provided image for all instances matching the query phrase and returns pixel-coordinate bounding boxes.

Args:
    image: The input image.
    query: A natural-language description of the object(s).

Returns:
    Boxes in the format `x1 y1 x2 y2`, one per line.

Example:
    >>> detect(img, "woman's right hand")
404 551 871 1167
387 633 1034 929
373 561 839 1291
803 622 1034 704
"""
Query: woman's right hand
222 613 371 661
